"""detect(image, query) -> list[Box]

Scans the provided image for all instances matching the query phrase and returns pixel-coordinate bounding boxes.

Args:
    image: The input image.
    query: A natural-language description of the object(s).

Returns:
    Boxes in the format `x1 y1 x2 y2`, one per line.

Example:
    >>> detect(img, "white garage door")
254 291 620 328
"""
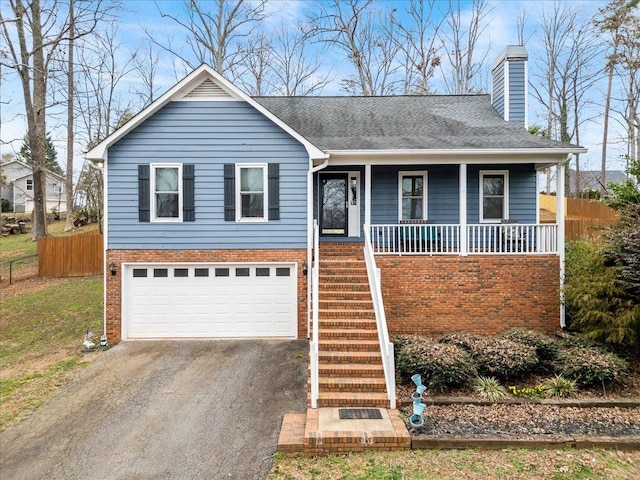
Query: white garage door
123 263 297 339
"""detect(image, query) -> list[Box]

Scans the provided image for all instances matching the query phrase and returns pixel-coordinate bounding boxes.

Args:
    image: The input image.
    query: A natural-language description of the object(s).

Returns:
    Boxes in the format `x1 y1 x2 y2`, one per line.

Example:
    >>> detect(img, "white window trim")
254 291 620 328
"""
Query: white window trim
398 171 428 221
235 163 268 222
151 163 183 223
479 170 509 223
26 179 33 191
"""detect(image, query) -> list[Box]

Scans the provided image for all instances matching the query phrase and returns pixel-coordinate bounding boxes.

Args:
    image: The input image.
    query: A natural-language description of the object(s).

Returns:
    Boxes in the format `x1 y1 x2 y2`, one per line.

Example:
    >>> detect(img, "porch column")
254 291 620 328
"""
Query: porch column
459 163 468 256
365 164 371 227
557 159 567 328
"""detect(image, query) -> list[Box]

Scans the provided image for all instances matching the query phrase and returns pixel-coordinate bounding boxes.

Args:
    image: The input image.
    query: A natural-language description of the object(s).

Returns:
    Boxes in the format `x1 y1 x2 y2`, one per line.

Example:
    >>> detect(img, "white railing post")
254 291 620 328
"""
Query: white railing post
364 225 396 409
310 220 320 408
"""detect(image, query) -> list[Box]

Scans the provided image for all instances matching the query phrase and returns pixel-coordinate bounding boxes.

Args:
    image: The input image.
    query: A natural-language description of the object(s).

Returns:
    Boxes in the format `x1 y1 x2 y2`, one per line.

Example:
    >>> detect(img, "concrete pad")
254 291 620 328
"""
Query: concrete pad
318 407 394 432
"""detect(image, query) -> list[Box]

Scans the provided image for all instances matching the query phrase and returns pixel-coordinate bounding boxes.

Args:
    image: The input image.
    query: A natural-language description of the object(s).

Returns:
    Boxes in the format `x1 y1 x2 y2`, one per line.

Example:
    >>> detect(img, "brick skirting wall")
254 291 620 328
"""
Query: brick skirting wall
106 249 308 343
376 255 560 336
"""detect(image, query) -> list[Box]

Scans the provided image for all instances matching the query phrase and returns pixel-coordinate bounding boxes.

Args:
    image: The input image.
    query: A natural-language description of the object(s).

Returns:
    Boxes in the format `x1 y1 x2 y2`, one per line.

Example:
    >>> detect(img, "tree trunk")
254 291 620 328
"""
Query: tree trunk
64 0 75 231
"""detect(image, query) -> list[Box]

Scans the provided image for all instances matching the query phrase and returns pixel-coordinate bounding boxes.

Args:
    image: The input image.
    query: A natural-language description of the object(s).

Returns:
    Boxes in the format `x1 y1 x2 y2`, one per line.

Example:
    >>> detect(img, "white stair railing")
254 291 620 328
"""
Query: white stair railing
309 220 320 408
363 224 396 409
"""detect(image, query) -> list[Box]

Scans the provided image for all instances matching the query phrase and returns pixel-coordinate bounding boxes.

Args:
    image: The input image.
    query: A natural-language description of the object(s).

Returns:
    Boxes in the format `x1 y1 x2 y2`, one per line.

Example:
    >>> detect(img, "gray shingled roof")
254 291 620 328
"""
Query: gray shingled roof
254 95 579 151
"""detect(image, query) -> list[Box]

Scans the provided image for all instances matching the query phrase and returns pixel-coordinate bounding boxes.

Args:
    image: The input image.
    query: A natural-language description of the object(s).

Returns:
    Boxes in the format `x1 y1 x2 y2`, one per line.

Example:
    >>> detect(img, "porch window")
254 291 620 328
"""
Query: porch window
399 172 427 220
236 164 267 221
151 164 182 221
480 170 509 222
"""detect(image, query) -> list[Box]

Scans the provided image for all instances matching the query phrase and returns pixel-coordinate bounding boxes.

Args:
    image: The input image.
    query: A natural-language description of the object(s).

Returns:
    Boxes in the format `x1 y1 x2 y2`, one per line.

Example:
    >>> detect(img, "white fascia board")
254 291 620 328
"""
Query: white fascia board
85 64 327 162
325 147 587 157
324 148 586 166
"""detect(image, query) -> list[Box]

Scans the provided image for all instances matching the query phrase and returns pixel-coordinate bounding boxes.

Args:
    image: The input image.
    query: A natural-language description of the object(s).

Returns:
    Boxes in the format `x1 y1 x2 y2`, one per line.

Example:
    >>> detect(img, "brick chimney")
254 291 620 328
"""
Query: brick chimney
491 45 528 129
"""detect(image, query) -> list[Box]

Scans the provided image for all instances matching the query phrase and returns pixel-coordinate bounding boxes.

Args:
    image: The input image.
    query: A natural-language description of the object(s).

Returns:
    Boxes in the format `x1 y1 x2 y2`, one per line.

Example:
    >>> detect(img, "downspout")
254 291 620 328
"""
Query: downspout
307 157 329 337
557 155 570 329
88 158 107 340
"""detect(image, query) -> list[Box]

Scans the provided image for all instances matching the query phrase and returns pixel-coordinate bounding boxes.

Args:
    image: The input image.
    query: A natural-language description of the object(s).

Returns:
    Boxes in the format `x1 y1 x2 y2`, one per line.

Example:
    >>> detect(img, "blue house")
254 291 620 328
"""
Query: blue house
87 46 585 409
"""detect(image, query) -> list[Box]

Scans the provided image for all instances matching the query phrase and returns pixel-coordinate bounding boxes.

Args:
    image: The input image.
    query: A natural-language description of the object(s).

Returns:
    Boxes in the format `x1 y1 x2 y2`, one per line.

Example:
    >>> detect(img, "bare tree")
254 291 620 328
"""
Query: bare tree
147 0 265 78
395 0 443 95
308 0 401 96
594 0 639 195
230 32 274 96
132 42 162 108
1 0 103 239
437 0 493 94
616 7 640 164
269 23 332 96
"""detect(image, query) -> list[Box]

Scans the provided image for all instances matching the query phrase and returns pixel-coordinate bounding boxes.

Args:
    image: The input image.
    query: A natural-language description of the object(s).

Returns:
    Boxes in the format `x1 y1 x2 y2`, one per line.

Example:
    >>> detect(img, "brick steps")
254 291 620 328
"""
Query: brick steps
320 328 378 339
312 243 390 410
317 392 389 407
318 339 379 351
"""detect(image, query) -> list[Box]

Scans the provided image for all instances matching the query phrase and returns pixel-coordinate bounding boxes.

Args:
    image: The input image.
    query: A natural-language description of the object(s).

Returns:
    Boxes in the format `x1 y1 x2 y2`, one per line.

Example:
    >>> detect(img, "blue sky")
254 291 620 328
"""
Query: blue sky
0 0 629 179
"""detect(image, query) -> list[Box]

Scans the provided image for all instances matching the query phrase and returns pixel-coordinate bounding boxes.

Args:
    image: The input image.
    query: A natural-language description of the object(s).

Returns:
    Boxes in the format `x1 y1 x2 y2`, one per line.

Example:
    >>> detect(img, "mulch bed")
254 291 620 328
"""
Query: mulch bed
401 403 640 437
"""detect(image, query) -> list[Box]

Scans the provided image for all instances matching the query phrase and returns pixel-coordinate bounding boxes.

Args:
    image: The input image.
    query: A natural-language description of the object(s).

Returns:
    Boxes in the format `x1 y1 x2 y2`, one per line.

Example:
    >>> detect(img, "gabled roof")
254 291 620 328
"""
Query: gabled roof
0 158 65 181
85 65 327 162
570 169 628 192
255 95 585 154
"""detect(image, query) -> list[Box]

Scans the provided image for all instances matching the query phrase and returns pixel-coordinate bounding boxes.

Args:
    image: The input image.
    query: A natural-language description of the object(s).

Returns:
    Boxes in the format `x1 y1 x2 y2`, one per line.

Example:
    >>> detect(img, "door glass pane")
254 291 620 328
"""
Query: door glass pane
322 177 347 235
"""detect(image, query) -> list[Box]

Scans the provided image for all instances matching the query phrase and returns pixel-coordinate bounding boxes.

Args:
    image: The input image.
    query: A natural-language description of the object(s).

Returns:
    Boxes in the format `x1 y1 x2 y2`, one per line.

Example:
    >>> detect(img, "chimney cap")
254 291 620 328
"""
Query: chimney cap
492 45 528 72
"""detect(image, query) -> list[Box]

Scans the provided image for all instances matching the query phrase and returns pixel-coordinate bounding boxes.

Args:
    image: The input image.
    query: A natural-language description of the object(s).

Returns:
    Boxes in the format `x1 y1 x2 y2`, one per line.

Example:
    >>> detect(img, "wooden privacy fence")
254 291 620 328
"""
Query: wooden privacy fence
38 233 103 277
539 194 620 240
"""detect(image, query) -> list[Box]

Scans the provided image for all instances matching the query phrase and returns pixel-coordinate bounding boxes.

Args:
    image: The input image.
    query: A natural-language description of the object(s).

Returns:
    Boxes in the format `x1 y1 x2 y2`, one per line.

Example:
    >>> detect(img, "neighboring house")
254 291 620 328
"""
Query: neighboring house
0 159 66 213
570 169 628 196
87 46 585 408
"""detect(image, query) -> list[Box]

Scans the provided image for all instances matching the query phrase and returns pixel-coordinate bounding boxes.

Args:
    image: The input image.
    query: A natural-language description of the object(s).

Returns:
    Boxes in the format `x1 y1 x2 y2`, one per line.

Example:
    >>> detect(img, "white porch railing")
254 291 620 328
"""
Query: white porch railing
364 226 396 409
370 223 558 255
310 220 319 408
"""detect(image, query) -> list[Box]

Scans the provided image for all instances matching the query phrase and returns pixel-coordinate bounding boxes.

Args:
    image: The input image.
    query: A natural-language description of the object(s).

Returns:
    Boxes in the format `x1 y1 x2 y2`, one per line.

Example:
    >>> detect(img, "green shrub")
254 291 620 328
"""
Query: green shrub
564 240 640 346
443 335 539 380
542 375 578 398
499 328 559 362
395 335 476 392
554 345 629 387
473 376 508 401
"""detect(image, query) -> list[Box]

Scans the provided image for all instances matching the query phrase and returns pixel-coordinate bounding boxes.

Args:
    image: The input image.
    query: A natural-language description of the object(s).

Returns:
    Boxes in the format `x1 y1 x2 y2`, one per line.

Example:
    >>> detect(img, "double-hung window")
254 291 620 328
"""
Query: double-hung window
26 179 33 191
152 163 182 221
399 172 427 221
480 170 509 222
236 164 267 221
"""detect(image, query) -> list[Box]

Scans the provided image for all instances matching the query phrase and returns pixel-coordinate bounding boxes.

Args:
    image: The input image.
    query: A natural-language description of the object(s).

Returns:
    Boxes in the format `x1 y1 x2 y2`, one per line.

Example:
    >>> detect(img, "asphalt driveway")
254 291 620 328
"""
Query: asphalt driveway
0 340 308 480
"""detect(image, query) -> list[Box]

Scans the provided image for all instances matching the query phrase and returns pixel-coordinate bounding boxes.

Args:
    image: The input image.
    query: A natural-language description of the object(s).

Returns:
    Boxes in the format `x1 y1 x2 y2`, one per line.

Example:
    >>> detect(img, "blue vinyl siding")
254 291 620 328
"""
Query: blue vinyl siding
107 101 309 249
492 62 504 118
467 164 537 223
508 60 526 127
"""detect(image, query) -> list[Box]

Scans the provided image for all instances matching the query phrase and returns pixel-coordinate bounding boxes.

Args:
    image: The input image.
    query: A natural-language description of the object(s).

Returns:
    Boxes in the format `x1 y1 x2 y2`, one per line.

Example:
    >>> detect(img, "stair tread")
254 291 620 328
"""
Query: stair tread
319 377 386 384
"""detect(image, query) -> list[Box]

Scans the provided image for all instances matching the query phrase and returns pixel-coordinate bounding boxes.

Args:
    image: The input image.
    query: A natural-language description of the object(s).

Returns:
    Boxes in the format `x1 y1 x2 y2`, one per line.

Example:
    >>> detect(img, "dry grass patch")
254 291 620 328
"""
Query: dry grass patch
269 448 640 479
0 275 104 431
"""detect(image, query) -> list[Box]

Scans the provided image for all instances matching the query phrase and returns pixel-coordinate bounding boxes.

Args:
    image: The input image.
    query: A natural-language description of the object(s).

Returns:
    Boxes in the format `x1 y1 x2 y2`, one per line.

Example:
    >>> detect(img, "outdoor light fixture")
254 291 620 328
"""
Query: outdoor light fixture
109 262 117 275
302 261 308 276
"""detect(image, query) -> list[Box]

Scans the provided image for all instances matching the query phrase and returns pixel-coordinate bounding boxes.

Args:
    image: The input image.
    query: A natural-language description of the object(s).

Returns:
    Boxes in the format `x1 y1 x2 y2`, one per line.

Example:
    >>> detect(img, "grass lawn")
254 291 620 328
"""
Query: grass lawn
269 449 640 479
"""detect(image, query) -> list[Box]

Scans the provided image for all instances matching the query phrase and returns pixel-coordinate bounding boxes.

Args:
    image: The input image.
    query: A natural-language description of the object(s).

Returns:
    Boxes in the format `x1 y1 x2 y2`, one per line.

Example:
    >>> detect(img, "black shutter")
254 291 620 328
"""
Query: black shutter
268 163 280 221
183 164 195 222
223 164 235 221
138 165 150 222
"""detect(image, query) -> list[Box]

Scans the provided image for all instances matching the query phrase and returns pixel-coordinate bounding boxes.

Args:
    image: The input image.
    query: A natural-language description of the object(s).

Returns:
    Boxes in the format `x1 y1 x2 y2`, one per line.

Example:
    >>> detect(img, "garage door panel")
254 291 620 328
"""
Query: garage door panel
124 263 297 339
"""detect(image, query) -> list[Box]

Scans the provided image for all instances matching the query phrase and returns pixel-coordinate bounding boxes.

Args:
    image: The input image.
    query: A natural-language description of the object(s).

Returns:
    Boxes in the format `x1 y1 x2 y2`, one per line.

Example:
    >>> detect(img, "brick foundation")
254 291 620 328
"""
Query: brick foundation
376 255 560 336
106 249 308 343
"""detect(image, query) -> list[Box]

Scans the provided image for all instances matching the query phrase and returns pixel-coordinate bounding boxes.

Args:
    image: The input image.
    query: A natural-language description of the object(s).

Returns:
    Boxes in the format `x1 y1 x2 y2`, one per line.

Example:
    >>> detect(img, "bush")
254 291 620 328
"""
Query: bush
441 334 539 380
499 328 559 362
554 345 629 388
395 335 476 392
